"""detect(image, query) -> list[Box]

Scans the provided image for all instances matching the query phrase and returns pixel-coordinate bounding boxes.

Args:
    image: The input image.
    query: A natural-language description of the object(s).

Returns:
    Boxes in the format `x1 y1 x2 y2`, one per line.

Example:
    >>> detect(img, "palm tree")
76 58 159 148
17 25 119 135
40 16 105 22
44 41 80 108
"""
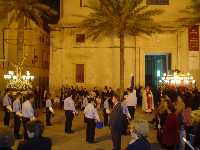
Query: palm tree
0 0 57 62
78 0 164 93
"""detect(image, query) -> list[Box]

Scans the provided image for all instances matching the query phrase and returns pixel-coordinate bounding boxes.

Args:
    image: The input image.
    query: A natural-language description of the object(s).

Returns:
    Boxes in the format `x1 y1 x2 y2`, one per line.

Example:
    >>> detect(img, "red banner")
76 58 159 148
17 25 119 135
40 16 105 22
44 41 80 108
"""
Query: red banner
188 25 199 51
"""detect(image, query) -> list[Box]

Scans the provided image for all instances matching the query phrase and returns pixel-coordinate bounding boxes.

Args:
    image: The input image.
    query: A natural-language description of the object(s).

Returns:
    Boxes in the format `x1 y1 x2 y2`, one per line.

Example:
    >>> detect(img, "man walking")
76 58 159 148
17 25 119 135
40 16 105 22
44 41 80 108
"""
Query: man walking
3 90 12 126
64 93 76 134
22 93 35 139
110 93 123 150
103 97 110 126
84 98 100 143
46 93 54 126
13 92 23 139
126 88 137 120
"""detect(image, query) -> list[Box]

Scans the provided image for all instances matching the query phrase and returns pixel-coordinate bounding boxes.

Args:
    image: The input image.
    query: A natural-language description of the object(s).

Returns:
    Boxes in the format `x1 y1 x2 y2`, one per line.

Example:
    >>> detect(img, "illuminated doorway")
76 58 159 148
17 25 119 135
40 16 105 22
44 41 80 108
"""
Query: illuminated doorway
145 54 171 88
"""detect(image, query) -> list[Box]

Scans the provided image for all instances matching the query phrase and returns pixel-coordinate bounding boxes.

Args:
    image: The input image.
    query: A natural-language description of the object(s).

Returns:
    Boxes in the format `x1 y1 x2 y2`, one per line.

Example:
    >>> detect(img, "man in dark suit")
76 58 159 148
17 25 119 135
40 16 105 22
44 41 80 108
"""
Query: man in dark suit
0 127 15 150
110 93 123 150
17 120 52 150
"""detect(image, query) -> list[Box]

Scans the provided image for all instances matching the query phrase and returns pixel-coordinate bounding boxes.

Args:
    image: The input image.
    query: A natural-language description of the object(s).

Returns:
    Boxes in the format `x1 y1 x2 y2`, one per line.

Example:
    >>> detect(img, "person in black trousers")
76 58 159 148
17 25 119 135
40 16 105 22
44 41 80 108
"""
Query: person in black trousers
103 97 110 126
22 94 35 140
2 90 12 126
46 94 54 126
110 93 123 150
0 127 15 150
65 110 74 133
17 120 52 150
13 92 23 139
64 93 76 134
121 92 131 135
84 98 100 143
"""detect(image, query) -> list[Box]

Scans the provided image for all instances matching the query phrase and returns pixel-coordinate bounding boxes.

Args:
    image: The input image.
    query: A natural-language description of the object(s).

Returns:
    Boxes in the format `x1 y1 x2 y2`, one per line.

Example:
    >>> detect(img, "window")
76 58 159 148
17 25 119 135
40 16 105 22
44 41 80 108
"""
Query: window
76 64 84 83
76 34 85 43
146 0 169 5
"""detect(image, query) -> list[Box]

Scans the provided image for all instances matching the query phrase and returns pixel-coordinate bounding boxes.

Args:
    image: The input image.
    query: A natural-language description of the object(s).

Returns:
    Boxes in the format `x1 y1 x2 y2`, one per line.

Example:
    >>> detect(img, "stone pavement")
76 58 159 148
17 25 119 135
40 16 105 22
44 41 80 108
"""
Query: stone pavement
0 108 164 150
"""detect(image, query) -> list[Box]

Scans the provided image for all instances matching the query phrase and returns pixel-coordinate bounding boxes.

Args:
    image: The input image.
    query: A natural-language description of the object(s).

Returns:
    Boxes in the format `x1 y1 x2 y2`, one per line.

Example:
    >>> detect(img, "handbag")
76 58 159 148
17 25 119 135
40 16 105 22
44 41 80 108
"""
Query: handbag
96 121 103 129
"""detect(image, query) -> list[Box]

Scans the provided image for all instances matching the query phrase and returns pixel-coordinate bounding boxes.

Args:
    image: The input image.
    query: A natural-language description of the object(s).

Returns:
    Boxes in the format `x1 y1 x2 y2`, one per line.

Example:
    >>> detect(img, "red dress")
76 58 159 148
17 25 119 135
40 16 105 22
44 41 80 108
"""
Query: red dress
146 92 152 110
162 113 179 146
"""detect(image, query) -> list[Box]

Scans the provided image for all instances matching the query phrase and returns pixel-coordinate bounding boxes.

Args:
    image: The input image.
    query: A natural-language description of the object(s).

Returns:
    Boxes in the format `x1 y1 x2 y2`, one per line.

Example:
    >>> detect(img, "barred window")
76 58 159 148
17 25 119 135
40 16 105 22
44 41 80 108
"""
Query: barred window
80 0 83 7
76 34 85 43
76 64 84 83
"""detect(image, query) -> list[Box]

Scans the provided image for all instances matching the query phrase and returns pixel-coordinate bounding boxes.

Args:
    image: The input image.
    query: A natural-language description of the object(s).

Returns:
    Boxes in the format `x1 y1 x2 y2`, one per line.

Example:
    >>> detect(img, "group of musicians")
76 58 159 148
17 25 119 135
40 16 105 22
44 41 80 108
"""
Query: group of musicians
2 88 138 149
3 91 55 139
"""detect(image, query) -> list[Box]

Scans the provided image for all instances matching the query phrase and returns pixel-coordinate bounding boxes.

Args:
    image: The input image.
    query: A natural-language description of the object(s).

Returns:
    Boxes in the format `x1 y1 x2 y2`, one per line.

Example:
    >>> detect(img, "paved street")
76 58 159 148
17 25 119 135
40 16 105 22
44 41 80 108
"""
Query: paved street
0 108 164 150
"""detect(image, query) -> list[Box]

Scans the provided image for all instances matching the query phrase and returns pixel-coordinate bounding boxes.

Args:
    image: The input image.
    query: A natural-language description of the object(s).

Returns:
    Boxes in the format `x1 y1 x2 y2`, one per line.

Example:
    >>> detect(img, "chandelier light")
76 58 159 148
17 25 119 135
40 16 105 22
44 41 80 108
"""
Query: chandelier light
159 71 196 87
4 59 34 91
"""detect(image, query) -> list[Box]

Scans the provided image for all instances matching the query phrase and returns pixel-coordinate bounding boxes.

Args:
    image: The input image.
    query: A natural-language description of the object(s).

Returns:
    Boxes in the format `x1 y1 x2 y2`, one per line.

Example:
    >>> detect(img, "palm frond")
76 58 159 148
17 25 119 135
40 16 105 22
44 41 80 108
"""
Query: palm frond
0 0 15 19
8 9 17 27
28 8 44 27
178 0 200 26
78 0 164 40
32 3 57 16
1 0 58 30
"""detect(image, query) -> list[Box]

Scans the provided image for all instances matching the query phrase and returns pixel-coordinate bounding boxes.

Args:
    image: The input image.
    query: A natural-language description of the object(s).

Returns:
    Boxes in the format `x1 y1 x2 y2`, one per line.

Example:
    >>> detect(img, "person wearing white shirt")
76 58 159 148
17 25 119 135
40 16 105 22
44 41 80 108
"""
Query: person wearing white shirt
126 88 137 120
84 98 100 143
122 92 131 135
64 93 76 134
46 93 54 126
2 90 12 126
13 92 22 139
82 96 88 110
103 97 110 126
22 93 35 139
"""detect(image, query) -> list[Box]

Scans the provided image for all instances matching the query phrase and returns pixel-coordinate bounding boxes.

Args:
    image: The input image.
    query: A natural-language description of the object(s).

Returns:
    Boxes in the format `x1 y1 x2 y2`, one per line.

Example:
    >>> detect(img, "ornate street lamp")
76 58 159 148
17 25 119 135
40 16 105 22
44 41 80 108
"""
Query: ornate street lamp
4 58 34 91
159 70 196 87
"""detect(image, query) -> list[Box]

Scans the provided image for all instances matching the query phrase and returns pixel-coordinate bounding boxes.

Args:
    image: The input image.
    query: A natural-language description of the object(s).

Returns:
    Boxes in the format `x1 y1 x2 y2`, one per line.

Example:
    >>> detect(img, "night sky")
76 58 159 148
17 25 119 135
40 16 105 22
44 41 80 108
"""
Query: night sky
40 0 60 24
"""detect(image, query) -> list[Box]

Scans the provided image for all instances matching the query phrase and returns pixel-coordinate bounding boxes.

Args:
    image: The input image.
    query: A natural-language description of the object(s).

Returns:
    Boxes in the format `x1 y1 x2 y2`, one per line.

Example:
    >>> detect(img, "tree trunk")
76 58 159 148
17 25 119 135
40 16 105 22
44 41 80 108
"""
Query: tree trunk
17 15 24 63
134 36 137 87
119 31 125 95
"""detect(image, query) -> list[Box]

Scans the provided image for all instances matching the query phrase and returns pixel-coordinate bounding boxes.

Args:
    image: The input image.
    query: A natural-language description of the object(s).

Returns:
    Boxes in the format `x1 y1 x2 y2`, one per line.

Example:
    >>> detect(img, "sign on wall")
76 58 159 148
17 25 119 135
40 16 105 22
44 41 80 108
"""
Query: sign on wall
188 25 199 51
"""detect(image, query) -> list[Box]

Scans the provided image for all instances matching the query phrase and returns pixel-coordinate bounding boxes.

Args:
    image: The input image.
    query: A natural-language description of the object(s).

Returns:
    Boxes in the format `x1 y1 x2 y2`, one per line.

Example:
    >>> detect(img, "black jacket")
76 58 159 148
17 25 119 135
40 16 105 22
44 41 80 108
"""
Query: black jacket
18 137 52 150
126 137 151 150
110 102 123 131
194 123 200 149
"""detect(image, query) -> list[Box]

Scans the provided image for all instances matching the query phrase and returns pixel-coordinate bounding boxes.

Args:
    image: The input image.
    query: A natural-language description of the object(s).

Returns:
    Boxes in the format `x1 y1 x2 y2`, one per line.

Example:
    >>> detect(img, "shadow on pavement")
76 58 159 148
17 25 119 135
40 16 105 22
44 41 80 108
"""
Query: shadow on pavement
151 143 165 150
96 134 111 142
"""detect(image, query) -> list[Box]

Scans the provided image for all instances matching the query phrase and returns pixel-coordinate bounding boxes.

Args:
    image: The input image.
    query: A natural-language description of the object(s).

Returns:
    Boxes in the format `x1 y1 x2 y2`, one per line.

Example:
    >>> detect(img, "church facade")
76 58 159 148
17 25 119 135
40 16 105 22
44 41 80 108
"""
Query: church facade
50 0 200 92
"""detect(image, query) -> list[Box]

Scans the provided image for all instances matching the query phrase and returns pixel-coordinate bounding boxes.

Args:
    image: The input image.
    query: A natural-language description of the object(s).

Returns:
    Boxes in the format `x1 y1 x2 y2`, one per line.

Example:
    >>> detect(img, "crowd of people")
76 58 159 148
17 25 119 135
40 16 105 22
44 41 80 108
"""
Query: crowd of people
150 86 200 150
0 84 200 150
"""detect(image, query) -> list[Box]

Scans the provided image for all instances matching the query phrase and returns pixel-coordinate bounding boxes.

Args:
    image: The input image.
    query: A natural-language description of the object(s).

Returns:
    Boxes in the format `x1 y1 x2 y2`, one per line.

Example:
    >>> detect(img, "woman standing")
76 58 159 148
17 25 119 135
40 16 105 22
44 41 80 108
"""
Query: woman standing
182 100 192 150
175 96 186 150
162 103 179 150
46 93 54 126
157 97 169 146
